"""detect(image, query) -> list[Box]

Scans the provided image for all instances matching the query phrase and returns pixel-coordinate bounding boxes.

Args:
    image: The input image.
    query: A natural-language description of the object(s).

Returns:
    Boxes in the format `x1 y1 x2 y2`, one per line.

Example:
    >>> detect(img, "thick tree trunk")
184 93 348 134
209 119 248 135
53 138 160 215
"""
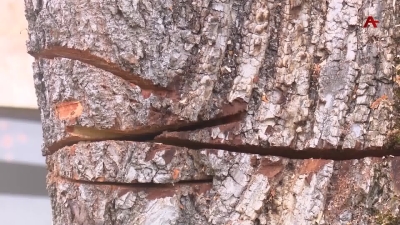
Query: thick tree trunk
25 0 400 224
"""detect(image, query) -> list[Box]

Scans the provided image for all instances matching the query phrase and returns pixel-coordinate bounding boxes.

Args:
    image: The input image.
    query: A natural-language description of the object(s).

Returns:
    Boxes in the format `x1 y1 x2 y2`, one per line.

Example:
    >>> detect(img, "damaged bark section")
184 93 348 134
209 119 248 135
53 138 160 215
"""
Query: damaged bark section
155 129 400 160
48 118 400 161
34 55 399 160
47 150 282 225
24 0 400 224
47 174 213 225
33 58 245 155
48 153 400 225
35 47 174 94
28 0 399 156
47 141 213 183
26 0 249 125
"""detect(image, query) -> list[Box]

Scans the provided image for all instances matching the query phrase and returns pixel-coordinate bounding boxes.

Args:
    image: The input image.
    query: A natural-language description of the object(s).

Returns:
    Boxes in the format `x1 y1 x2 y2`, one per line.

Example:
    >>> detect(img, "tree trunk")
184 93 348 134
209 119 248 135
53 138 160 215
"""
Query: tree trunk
25 0 400 224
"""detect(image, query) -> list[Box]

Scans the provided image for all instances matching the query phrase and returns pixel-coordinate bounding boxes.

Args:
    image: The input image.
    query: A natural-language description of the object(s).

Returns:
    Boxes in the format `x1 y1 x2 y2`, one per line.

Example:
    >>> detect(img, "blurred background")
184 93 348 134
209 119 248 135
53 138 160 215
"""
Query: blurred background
0 0 51 224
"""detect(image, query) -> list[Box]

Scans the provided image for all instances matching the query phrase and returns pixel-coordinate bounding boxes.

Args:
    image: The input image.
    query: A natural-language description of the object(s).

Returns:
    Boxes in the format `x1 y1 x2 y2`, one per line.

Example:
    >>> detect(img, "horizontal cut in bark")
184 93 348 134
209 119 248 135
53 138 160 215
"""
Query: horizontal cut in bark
154 129 400 160
62 177 213 189
48 152 286 224
47 144 400 224
47 141 213 183
48 121 400 161
27 0 400 156
25 0 400 224
34 58 247 155
47 174 212 225
46 110 244 154
33 47 174 95
27 0 248 127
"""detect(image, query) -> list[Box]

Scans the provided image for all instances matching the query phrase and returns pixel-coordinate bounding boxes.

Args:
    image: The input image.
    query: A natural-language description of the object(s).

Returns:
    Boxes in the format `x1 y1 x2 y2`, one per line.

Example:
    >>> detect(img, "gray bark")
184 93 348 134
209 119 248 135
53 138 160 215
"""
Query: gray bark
24 0 400 224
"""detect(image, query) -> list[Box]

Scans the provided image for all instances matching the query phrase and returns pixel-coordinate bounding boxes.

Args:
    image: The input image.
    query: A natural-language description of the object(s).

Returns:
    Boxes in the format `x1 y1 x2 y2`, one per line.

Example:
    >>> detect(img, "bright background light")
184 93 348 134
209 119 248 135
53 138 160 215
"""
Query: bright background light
0 1 51 224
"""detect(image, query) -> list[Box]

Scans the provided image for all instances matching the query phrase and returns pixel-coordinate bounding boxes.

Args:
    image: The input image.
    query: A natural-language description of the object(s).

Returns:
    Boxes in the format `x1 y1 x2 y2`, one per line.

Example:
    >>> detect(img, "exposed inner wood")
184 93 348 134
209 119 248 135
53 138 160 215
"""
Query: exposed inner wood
47 114 400 160
32 47 398 161
30 40 398 162
47 111 246 153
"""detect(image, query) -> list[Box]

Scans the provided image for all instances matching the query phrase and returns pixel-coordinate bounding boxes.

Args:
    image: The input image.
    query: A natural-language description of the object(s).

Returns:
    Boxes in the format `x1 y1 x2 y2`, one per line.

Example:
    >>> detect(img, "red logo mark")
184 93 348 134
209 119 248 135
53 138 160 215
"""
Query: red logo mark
363 16 379 28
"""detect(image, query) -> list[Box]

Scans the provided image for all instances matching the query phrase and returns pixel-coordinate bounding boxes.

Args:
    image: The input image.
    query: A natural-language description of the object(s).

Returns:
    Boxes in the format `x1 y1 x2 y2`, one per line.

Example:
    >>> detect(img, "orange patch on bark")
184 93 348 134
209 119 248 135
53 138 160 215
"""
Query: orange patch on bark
370 94 388 109
172 169 180 180
69 145 76 155
72 172 79 180
299 159 330 175
141 89 152 99
95 177 105 182
299 159 330 185
56 101 83 121
257 159 284 178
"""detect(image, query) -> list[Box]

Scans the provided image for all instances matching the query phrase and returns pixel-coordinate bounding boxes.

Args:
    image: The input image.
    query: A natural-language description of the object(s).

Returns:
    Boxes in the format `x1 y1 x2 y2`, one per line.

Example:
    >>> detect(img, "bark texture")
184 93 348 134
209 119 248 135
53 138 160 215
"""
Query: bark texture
24 0 400 224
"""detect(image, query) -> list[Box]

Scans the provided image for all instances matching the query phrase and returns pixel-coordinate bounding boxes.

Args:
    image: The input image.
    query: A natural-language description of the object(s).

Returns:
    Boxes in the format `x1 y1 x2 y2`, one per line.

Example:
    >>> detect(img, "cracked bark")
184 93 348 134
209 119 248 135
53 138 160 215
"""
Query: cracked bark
24 0 400 224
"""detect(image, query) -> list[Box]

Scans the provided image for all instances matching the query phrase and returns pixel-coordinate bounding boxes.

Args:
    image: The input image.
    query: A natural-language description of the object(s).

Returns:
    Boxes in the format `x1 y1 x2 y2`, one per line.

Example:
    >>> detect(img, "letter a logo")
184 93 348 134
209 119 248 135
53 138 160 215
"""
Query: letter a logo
363 16 379 28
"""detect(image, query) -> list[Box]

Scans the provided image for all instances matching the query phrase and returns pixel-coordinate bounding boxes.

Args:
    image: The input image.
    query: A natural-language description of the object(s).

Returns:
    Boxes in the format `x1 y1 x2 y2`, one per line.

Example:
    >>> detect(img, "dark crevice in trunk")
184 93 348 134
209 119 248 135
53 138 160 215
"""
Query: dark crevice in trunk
61 176 213 188
154 135 400 160
47 111 246 154
50 121 400 161
52 175 214 200
30 46 176 97
45 103 398 160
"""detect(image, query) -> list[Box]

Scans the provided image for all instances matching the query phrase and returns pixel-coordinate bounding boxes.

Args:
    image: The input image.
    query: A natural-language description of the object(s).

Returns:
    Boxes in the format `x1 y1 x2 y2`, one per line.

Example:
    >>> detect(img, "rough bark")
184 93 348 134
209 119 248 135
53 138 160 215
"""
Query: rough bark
24 0 400 224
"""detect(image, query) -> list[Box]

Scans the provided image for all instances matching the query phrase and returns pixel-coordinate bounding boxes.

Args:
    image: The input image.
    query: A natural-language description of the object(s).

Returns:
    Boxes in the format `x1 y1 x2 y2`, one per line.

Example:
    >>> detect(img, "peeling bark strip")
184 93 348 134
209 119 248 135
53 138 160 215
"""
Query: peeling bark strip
25 0 400 224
